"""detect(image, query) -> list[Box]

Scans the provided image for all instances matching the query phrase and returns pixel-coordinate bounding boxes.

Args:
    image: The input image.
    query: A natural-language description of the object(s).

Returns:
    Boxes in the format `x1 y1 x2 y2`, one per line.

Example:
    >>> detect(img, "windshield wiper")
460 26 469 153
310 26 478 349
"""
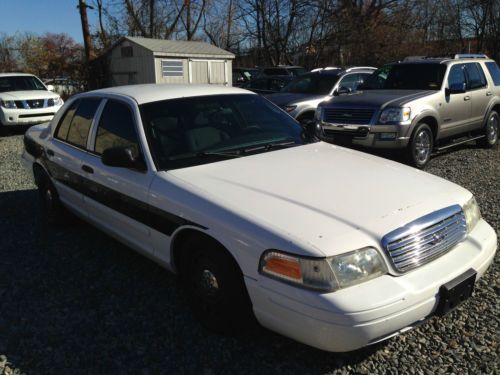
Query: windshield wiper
242 140 299 153
197 150 243 158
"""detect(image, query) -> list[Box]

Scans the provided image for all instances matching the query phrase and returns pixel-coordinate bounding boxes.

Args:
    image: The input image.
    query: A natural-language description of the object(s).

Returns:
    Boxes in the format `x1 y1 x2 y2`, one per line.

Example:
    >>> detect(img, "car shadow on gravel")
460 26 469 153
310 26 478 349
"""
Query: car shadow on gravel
0 189 387 374
0 125 31 137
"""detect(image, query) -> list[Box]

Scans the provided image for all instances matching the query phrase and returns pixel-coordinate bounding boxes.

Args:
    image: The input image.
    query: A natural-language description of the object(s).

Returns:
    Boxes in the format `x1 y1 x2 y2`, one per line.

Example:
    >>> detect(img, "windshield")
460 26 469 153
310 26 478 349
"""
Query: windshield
281 74 340 94
140 94 308 170
0 76 47 92
362 64 447 90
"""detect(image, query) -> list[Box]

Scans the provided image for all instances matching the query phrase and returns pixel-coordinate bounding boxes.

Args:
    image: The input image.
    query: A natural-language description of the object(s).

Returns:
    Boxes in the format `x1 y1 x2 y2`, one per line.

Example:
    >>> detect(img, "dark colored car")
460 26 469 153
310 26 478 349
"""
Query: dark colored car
262 66 306 77
232 67 261 87
241 75 295 95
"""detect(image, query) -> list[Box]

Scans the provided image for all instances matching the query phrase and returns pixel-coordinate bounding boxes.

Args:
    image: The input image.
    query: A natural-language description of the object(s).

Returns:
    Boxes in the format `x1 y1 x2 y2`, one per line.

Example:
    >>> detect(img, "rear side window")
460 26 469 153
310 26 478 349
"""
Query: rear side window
464 63 487 90
485 62 500 86
94 100 140 157
55 98 100 148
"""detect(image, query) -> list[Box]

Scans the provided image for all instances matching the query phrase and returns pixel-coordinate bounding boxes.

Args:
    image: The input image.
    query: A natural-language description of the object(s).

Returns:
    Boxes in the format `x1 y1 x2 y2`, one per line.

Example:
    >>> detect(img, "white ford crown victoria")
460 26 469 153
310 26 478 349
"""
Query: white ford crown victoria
22 84 496 352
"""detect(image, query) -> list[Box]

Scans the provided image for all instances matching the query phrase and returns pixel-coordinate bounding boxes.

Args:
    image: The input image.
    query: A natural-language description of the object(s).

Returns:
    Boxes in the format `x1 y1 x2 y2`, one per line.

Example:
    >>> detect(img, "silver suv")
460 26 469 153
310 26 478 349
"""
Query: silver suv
267 67 376 125
316 55 500 167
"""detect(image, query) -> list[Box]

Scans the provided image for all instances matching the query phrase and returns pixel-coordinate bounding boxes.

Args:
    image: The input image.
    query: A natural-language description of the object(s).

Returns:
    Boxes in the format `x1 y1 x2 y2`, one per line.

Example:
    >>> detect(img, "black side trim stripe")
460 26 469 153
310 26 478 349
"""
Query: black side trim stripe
36 147 206 236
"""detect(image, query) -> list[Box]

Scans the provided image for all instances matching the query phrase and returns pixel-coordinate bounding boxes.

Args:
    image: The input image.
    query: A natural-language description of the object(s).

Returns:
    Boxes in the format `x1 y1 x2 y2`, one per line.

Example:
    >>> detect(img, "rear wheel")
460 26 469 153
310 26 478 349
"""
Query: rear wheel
36 170 65 225
178 236 255 333
478 110 498 148
407 123 433 168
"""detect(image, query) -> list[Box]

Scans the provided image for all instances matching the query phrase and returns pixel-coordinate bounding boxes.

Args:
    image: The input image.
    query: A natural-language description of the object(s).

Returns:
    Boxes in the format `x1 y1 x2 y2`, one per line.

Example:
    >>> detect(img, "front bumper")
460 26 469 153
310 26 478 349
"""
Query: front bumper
0 106 61 126
320 122 411 149
245 219 497 352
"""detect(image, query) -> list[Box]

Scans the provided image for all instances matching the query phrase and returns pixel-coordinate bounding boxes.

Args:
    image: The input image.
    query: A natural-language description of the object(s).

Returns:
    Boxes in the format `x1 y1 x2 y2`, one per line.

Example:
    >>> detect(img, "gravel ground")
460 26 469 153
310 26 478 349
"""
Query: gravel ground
0 130 498 374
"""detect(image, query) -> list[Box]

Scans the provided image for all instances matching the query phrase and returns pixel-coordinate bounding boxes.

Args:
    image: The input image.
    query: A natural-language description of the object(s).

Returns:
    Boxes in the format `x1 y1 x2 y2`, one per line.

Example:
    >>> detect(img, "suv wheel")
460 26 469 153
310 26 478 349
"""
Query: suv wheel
179 236 255 333
407 123 433 168
478 110 498 148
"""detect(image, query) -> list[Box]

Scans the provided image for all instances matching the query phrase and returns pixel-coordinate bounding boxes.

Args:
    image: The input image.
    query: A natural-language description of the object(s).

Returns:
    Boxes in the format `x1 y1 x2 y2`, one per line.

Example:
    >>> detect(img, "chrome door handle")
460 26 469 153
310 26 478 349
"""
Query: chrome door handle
486 92 492 96
464 96 471 101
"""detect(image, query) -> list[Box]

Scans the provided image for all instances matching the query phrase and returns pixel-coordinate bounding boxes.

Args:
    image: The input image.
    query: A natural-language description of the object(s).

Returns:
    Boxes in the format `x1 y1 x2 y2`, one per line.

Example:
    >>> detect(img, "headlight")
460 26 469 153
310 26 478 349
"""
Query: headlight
53 97 64 106
379 107 411 123
463 196 481 233
0 100 17 109
259 247 387 292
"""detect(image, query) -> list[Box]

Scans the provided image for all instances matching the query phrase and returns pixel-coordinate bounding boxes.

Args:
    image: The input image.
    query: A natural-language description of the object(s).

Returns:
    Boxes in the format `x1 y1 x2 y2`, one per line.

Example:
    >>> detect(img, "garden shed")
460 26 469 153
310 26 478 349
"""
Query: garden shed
105 36 235 87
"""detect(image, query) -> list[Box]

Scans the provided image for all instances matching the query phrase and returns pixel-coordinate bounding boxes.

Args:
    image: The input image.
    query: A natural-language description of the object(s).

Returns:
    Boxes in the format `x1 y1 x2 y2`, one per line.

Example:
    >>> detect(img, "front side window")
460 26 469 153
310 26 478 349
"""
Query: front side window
363 64 447 90
94 100 140 158
448 64 466 88
338 74 361 91
140 94 306 170
55 98 100 148
464 63 487 90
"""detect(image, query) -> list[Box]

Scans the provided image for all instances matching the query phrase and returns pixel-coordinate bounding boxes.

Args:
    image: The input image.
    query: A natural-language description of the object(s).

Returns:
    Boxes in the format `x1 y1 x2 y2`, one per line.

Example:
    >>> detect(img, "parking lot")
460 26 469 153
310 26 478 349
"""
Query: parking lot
0 130 498 374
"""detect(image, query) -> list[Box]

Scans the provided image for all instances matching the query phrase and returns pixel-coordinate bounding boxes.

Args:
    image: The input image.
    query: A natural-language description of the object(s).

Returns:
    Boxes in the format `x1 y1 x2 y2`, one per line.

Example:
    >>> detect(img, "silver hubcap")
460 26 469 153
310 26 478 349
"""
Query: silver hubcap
414 129 431 163
487 115 498 142
201 269 219 292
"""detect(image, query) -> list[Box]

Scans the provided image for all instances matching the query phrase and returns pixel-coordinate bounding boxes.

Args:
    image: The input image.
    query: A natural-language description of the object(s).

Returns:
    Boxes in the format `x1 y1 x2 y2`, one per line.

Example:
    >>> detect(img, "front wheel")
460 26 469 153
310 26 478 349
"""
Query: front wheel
179 236 255 333
478 110 498 148
407 123 433 168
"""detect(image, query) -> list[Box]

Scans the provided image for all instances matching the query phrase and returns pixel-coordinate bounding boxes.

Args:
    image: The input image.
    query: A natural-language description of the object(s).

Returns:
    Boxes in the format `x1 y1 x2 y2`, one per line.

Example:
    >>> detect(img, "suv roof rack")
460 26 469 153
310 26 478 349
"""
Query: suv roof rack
310 67 341 72
454 54 488 59
344 66 377 72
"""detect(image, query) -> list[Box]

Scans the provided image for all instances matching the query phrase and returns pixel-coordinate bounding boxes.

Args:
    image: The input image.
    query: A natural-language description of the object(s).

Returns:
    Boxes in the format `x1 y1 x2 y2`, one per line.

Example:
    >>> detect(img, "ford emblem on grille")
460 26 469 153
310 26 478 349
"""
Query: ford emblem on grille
430 233 445 246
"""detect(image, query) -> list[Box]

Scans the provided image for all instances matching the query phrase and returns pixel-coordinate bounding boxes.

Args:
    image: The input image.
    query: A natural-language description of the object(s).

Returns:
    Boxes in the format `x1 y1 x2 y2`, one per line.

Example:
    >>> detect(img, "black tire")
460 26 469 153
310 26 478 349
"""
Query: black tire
36 170 66 226
297 112 314 126
407 123 434 169
478 110 499 148
178 236 255 333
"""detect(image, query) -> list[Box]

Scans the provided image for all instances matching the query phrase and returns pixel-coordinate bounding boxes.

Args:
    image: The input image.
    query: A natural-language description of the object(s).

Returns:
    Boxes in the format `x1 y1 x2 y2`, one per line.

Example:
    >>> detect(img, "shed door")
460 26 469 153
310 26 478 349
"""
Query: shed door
210 61 227 84
190 61 209 84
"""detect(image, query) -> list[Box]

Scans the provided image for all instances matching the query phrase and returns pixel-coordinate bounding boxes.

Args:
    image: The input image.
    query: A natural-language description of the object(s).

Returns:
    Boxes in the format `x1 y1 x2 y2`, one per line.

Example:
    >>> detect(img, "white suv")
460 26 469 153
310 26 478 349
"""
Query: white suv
22 84 496 352
0 73 64 129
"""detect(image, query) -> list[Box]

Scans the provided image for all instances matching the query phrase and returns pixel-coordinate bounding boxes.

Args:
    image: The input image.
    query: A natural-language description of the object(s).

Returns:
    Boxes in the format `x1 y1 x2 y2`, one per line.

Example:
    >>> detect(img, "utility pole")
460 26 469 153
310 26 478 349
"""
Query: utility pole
78 0 96 61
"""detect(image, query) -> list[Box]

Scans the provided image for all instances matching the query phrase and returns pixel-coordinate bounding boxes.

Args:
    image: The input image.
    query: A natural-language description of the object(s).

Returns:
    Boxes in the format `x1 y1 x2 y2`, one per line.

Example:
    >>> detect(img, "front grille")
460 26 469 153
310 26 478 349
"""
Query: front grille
13 99 53 109
323 128 368 138
323 108 375 124
381 205 467 273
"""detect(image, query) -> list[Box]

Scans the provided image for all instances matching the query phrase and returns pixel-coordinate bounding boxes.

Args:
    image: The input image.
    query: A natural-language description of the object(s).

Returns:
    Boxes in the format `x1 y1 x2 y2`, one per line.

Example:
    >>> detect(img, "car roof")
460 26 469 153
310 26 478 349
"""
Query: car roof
0 73 36 77
81 84 255 104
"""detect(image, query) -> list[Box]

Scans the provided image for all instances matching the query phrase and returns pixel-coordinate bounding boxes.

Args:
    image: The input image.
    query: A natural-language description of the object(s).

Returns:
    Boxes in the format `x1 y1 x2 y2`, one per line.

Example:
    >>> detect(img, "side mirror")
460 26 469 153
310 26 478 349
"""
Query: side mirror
46 84 55 91
102 146 146 171
447 82 466 95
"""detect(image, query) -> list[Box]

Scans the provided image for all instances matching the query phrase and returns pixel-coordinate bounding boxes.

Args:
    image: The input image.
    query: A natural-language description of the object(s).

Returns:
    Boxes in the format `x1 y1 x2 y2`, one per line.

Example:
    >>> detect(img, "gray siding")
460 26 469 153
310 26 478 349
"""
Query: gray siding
109 40 155 86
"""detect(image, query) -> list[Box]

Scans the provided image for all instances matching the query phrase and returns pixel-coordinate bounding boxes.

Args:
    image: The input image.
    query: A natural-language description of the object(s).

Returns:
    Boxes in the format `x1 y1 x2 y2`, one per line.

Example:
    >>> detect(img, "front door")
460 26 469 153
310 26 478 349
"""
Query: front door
440 64 472 137
82 99 155 255
464 63 491 131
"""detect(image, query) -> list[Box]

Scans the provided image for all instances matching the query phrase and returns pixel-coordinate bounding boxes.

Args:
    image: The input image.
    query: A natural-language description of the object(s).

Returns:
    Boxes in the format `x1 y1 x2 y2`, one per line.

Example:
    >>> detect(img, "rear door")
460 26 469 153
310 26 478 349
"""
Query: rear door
440 64 472 137
47 97 101 215
464 62 490 130
82 98 155 255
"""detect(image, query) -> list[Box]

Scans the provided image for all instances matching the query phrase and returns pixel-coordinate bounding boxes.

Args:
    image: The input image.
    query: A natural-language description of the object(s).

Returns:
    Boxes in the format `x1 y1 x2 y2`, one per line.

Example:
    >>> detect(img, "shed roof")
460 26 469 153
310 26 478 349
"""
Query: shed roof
124 36 235 59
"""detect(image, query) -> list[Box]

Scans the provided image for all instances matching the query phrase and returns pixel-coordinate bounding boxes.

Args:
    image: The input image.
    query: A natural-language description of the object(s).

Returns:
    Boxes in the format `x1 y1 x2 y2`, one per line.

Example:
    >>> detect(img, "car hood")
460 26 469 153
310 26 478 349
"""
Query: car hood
321 90 435 109
167 142 470 257
0 90 59 100
267 92 326 107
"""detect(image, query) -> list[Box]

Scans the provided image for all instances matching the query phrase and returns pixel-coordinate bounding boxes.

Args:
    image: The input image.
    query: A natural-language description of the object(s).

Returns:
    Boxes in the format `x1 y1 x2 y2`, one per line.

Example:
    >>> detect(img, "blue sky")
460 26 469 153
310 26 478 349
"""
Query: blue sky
0 0 98 43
